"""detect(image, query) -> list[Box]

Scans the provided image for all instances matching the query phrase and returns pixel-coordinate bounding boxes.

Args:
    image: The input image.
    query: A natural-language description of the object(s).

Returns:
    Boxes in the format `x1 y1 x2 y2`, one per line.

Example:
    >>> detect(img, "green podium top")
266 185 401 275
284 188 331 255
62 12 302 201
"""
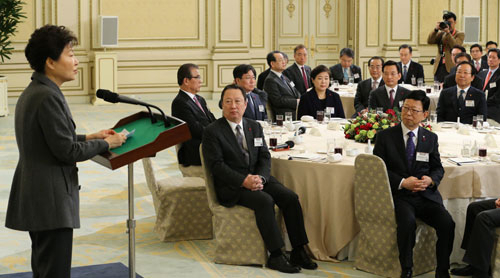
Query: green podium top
111 117 174 155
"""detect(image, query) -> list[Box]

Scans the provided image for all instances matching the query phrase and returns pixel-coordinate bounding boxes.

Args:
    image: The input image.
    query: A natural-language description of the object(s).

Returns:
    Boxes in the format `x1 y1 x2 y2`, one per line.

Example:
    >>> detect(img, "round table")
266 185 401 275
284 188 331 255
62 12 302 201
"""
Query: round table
268 121 500 262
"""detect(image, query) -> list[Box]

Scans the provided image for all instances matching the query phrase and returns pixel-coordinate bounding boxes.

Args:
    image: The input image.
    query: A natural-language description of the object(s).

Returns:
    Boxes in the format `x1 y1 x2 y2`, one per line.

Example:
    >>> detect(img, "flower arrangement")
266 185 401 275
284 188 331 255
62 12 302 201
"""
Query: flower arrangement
344 109 432 143
344 109 400 143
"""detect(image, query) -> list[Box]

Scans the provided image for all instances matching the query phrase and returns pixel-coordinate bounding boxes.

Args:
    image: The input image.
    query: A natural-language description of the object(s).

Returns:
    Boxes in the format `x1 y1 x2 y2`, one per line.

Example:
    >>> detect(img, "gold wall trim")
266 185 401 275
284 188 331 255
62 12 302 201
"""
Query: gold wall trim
417 0 450 45
97 57 114 91
218 0 243 43
54 0 83 48
315 44 338 53
287 0 296 18
365 0 380 46
217 64 241 88
117 64 208 89
316 0 340 38
390 0 413 42
278 0 303 38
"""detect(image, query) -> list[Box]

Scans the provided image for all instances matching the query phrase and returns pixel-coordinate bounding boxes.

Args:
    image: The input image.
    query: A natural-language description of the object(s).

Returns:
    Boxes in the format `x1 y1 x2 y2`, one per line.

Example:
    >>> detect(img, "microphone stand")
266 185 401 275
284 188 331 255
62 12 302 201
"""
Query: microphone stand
144 104 169 128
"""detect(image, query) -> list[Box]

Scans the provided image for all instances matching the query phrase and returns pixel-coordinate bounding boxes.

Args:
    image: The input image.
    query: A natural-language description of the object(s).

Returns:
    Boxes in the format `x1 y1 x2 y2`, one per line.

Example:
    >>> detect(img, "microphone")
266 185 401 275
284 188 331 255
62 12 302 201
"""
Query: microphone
96 89 169 127
272 140 295 151
96 89 151 106
297 126 306 135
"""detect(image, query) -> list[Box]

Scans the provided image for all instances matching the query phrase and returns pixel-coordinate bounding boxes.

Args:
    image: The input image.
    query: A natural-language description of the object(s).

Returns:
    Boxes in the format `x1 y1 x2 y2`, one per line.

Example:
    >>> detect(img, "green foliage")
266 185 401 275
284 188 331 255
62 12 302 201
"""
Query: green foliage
0 0 26 62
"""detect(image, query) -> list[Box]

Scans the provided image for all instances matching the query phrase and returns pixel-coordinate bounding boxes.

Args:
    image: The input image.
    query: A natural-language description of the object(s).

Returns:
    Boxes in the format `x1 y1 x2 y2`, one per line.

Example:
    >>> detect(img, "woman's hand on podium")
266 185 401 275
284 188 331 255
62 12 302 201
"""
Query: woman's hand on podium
104 133 127 149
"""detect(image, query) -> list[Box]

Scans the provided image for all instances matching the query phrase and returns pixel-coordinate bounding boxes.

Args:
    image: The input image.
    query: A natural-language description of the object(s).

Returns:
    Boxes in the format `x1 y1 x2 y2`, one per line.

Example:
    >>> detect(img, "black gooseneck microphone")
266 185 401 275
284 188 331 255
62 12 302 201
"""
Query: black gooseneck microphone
96 89 169 127
273 140 295 150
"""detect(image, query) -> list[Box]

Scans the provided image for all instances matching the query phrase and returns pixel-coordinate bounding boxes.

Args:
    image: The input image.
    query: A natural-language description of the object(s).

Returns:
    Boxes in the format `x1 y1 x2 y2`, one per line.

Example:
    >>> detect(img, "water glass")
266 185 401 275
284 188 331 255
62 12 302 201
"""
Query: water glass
285 112 293 123
325 107 335 121
479 145 487 161
477 115 484 130
317 110 325 123
433 82 441 94
417 78 424 88
326 138 336 155
429 111 437 124
376 107 383 115
348 77 355 86
461 139 471 157
332 79 339 88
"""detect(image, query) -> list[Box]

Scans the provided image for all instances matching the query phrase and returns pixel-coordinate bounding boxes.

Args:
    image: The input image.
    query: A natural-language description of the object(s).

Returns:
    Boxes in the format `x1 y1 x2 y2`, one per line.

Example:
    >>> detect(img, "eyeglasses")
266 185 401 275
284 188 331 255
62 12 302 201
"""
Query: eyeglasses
456 71 472 75
402 106 423 114
189 75 202 80
241 76 256 81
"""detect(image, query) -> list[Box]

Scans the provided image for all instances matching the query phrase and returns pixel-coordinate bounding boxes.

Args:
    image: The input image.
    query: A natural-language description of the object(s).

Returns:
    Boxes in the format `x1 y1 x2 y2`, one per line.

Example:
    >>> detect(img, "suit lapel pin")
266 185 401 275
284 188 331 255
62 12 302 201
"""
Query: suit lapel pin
249 127 251 131
422 135 426 142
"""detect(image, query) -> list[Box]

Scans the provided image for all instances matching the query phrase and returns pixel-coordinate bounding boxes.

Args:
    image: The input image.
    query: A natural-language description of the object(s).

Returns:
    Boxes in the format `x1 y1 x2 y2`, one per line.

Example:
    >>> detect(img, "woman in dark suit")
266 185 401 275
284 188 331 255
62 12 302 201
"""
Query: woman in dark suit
297 65 345 119
5 25 126 277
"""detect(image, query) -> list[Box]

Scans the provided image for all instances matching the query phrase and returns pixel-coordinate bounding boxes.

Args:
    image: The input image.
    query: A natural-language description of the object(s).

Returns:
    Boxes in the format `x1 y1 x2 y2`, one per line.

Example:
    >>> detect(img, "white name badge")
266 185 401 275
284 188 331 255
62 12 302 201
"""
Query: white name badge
254 138 263 147
411 77 416 85
399 100 404 107
290 81 295 87
491 82 497 88
465 100 475 107
258 105 265 112
416 152 429 162
354 73 360 79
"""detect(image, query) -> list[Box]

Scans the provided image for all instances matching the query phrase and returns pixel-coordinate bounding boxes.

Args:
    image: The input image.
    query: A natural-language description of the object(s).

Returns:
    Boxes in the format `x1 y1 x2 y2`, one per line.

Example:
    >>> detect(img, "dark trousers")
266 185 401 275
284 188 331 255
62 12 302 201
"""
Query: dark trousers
434 61 449 83
461 199 500 271
29 228 73 278
394 195 455 270
237 176 309 252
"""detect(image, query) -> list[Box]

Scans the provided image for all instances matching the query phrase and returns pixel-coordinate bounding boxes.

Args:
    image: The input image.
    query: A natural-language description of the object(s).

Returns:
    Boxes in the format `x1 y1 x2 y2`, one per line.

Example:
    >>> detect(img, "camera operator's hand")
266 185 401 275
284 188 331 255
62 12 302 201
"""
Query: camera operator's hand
435 22 442 31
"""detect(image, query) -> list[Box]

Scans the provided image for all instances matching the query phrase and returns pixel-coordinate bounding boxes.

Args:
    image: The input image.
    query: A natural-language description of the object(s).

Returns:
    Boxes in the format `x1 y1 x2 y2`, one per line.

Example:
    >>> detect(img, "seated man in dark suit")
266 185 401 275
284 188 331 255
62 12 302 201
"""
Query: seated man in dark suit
233 64 268 121
283 44 311 96
374 90 455 278
478 48 500 124
257 68 270 90
263 51 301 120
354 56 384 114
368 60 410 112
329 47 362 84
437 61 487 124
443 52 484 90
172 63 216 168
450 198 500 278
202 84 316 273
398 44 424 85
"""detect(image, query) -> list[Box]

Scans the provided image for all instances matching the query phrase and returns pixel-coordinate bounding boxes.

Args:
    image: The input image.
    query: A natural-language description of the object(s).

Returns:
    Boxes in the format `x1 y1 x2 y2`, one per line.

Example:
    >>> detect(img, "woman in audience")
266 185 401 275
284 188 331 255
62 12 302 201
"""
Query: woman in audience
297 65 345 119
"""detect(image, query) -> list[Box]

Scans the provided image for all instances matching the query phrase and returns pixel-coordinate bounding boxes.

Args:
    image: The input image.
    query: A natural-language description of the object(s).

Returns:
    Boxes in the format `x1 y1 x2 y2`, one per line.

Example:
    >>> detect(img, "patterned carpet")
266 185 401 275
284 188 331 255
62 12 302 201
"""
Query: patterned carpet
0 101 448 277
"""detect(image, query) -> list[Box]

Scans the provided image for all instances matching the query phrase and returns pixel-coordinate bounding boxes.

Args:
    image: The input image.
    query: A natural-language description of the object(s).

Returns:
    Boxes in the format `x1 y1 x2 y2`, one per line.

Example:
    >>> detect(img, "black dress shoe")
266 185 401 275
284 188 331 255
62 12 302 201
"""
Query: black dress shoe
435 269 450 278
267 254 301 273
290 248 318 270
401 268 412 278
451 265 474 276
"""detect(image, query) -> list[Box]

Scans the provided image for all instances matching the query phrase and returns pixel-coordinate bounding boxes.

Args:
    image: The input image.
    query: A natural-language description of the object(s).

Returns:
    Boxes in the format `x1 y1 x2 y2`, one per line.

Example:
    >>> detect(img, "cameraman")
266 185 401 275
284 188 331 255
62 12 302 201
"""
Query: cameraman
428 11 465 83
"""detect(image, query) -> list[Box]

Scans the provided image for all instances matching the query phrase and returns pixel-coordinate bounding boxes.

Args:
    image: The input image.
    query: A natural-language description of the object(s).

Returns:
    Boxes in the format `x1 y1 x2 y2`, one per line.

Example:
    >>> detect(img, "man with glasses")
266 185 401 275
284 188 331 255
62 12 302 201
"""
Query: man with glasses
172 63 216 170
374 90 455 278
368 60 410 112
443 52 484 90
264 51 301 120
437 61 487 124
354 56 385 114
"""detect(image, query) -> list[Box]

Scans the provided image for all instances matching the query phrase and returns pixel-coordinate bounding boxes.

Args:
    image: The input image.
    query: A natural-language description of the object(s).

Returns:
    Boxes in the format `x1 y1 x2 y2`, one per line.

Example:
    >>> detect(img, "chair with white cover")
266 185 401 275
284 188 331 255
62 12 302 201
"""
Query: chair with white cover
175 144 204 178
200 145 282 266
491 228 500 277
354 154 437 277
142 157 212 241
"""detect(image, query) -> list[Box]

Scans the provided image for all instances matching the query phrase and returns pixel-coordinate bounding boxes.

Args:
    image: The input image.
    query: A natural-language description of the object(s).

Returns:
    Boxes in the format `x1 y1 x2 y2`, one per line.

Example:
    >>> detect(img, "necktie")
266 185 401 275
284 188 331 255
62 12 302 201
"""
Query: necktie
193 95 206 115
301 66 309 89
247 94 256 117
236 125 250 165
476 61 481 72
403 65 408 81
458 89 465 111
372 80 378 91
343 68 349 81
483 71 492 91
406 131 415 169
389 89 395 108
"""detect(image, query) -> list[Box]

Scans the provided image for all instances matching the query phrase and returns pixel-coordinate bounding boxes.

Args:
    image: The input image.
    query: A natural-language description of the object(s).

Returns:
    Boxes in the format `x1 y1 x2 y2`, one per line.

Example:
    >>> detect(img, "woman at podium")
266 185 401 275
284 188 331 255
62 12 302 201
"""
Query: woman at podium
5 25 126 278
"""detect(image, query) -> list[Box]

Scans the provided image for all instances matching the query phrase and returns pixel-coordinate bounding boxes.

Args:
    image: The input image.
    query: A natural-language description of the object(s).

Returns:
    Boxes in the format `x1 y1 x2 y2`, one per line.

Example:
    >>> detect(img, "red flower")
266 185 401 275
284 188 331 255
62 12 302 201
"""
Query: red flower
360 124 366 130
386 109 396 116
366 123 373 129
345 133 351 139
355 127 360 132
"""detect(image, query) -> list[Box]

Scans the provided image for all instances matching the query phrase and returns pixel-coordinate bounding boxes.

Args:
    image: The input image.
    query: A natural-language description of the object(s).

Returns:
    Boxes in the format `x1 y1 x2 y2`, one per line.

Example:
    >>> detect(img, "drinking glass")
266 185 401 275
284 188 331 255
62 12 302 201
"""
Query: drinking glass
472 116 478 128
276 114 284 127
348 77 355 86
332 79 339 89
425 86 432 94
479 145 487 161
269 130 278 149
477 115 484 130
429 111 437 124
417 78 424 88
285 112 293 123
317 110 325 123
461 139 471 157
376 107 383 115
326 138 336 156
433 82 441 94
325 107 335 121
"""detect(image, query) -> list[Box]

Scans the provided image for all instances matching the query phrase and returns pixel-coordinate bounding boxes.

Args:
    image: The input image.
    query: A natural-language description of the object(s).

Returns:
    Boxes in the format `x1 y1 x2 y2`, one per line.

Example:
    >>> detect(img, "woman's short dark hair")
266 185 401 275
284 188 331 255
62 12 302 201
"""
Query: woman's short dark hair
310 65 331 81
25 25 77 73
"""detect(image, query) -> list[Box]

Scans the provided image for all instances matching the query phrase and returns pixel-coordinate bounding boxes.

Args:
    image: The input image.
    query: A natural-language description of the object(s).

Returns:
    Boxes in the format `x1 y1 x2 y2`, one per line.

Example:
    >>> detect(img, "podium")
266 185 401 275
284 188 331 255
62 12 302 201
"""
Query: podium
91 111 191 278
